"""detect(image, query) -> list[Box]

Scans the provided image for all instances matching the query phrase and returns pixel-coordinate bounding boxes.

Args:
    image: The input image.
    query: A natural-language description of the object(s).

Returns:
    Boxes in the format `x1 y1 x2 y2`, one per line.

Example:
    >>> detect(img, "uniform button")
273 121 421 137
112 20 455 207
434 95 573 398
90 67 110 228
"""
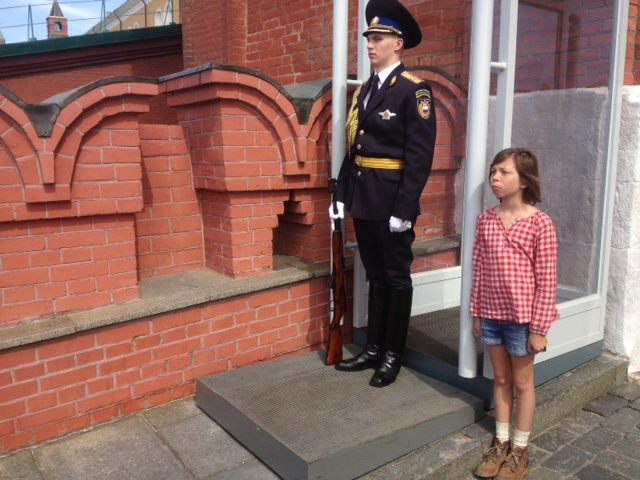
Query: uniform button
359 130 364 135
356 144 361 150
357 171 362 176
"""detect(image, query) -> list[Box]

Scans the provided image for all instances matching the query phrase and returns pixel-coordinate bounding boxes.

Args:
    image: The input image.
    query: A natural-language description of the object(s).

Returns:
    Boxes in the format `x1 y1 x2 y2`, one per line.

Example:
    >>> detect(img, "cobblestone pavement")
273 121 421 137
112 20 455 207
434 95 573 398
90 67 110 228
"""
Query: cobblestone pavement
525 375 640 480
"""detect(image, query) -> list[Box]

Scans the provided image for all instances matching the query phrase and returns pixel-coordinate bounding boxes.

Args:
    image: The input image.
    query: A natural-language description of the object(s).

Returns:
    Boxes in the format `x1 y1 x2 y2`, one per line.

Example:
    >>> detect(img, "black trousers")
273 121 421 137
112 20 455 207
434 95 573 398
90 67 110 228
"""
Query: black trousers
353 218 415 289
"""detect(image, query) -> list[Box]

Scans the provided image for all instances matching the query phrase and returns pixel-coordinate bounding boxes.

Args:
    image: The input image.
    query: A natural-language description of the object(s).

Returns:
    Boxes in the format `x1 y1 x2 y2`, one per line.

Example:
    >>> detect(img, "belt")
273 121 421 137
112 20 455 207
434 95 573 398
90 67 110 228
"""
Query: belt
354 156 405 170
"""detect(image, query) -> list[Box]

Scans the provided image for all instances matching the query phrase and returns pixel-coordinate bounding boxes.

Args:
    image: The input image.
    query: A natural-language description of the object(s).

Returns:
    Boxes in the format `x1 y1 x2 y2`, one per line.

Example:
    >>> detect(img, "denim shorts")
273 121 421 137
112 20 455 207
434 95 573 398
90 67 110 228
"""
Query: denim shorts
480 318 530 357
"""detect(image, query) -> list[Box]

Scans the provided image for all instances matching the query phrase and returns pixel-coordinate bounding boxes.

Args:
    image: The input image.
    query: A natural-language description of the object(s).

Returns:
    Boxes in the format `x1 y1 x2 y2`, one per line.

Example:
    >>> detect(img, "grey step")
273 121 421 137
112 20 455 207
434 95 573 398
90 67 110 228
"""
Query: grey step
196 346 484 480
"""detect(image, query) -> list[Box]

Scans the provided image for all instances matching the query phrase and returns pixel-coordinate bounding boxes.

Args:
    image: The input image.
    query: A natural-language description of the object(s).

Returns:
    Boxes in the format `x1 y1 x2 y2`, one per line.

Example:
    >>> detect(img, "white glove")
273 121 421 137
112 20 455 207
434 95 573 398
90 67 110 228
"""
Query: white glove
329 202 345 220
389 216 411 232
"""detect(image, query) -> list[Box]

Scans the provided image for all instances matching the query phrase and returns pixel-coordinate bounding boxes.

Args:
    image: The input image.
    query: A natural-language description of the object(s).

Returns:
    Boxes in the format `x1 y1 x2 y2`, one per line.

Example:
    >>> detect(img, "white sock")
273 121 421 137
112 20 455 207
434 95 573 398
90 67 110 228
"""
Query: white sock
496 421 510 442
513 428 530 448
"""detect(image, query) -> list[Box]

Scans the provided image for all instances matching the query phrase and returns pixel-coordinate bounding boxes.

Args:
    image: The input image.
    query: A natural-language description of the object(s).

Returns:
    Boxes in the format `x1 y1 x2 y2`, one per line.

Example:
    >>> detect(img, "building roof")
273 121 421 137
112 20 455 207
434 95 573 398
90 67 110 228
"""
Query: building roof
50 0 64 18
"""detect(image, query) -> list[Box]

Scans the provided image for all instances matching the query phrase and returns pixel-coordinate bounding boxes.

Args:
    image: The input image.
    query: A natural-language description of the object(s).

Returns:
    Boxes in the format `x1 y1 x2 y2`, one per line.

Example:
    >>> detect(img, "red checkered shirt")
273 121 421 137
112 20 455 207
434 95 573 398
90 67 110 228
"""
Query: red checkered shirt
470 208 559 336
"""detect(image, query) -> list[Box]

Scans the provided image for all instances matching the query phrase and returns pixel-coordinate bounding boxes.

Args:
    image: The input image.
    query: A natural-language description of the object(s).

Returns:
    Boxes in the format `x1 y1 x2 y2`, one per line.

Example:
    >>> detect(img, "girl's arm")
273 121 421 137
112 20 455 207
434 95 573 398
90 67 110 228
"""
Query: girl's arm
470 219 484 317
530 216 559 336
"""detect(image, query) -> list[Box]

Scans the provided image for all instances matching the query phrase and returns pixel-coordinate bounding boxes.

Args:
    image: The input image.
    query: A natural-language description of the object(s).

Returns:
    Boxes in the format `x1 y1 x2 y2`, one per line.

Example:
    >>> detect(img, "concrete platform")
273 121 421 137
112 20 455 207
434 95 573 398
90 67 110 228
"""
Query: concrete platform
196 347 484 480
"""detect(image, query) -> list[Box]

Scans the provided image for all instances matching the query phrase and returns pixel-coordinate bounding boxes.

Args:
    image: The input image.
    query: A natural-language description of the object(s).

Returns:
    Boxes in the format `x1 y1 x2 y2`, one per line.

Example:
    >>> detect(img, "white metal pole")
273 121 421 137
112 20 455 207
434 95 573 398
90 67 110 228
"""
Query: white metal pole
493 0 518 150
332 0 349 179
598 0 628 331
458 0 495 378
357 0 371 83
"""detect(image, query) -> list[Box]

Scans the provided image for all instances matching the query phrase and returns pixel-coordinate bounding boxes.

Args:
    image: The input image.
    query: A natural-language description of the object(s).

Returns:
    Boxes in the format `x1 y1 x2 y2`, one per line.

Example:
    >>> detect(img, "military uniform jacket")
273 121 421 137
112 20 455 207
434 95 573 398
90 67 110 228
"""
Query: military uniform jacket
336 64 436 222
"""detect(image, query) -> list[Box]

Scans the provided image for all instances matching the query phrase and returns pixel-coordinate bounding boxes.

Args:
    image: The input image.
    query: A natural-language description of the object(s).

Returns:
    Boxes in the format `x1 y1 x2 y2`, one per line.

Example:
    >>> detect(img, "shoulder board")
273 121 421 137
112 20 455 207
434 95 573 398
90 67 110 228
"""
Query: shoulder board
401 71 423 84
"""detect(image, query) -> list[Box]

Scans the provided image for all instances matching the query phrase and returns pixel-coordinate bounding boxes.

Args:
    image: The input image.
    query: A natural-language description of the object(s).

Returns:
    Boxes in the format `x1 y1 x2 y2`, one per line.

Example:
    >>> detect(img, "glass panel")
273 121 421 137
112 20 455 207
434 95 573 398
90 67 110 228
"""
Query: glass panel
488 0 615 299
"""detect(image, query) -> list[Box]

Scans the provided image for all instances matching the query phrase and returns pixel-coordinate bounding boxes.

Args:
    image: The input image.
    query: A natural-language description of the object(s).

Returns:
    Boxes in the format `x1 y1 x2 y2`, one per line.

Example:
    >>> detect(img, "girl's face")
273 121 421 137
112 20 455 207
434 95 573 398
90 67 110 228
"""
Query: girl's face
489 156 525 201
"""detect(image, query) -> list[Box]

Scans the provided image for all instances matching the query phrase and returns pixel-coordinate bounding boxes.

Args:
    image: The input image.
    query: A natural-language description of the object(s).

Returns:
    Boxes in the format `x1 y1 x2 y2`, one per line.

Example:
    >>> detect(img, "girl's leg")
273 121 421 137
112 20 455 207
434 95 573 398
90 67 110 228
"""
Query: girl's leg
488 345 514 424
475 345 514 478
511 354 536 433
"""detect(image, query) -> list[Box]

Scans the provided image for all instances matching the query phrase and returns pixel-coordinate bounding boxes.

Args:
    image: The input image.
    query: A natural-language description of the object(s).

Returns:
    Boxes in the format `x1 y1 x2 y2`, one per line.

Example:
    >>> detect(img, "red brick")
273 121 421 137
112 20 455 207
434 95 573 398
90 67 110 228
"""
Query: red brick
4 286 36 304
27 392 58 413
17 403 77 430
0 400 26 422
132 372 182 398
91 406 121 425
46 356 76 374
99 351 152 375
0 381 39 403
40 365 97 392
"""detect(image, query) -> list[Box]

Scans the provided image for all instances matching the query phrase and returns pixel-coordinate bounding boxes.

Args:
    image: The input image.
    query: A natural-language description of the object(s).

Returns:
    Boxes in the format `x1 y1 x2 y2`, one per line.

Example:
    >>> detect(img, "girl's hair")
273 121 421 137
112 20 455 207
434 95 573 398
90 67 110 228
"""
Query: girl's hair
490 148 542 205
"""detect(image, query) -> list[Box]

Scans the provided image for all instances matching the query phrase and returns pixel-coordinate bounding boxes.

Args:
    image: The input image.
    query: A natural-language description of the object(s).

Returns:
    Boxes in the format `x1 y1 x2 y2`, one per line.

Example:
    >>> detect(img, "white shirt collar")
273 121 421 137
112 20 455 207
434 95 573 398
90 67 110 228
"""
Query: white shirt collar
375 62 401 86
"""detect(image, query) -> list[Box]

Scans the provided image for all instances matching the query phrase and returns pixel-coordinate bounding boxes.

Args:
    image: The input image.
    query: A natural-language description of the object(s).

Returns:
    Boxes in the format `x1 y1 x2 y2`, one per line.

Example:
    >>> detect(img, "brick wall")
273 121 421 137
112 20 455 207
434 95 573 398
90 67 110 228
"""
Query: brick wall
0 4 475 452
181 0 472 85
0 32 183 124
180 0 627 94
0 276 342 452
136 125 204 278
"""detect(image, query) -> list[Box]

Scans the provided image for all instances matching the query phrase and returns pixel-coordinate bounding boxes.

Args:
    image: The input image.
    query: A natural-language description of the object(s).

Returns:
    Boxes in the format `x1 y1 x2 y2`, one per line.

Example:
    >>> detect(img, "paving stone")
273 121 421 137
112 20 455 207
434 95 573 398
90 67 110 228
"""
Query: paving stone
0 450 41 480
610 382 640 402
574 463 629 480
32 416 192 480
531 425 577 452
563 410 605 436
158 412 255 479
584 394 629 417
541 445 593 476
630 397 640 412
143 396 203 429
594 450 640 479
526 467 568 480
610 430 640 460
602 407 640 433
528 442 553 466
207 459 279 480
461 415 494 441
572 426 624 453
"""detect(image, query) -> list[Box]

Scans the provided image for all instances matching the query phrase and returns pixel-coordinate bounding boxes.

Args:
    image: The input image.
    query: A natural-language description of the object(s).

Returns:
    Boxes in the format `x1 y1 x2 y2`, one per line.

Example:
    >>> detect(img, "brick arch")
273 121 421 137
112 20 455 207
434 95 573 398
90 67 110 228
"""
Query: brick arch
212 69 325 167
165 67 334 186
0 94 51 206
0 80 159 207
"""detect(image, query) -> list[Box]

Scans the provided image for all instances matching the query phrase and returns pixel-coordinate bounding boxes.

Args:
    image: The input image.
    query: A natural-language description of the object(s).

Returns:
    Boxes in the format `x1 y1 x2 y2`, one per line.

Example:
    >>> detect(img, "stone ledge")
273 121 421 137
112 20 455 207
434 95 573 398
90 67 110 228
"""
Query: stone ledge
0 235 460 352
0 256 328 352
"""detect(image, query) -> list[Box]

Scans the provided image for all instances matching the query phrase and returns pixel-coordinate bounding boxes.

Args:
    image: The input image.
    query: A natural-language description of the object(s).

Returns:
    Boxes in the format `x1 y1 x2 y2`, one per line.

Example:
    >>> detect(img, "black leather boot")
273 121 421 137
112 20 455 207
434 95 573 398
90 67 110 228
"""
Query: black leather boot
370 287 413 387
335 281 389 371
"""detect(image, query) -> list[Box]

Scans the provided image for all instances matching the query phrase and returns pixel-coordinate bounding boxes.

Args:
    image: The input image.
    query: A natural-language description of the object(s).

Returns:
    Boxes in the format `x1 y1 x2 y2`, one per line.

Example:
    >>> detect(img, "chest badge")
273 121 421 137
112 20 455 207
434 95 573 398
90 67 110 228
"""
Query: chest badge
378 109 396 121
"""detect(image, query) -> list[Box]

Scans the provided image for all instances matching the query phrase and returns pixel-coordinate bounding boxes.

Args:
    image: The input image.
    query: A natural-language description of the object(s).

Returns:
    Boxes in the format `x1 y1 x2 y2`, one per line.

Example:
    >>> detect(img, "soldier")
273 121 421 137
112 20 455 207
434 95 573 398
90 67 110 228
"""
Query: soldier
330 0 437 387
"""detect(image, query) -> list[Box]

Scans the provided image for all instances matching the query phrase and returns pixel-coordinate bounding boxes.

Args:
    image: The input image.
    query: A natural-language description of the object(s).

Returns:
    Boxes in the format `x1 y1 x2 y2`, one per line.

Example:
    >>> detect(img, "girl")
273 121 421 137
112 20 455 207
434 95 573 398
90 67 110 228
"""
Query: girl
471 148 559 480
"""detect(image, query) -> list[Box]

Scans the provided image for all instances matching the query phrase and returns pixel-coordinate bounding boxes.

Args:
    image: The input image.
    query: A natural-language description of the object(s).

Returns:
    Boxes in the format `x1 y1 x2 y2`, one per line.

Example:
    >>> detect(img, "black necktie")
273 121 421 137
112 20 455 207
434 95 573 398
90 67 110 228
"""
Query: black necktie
367 74 379 105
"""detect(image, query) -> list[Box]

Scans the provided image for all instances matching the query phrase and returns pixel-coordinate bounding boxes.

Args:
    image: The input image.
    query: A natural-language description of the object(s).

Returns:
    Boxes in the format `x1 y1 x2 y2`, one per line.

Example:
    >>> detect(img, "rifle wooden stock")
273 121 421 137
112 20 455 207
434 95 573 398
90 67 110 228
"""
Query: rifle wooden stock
325 217 346 365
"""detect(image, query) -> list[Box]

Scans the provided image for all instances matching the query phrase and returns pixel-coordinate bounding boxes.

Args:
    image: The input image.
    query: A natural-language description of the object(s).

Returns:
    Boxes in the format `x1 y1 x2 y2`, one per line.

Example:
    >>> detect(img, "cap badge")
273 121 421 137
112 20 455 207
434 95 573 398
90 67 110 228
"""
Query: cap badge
371 16 380 26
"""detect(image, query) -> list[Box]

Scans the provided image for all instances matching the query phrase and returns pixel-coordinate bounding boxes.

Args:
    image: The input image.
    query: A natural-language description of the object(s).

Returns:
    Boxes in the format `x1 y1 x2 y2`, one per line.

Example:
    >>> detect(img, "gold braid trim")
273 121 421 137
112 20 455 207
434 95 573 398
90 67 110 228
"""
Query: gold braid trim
346 86 362 153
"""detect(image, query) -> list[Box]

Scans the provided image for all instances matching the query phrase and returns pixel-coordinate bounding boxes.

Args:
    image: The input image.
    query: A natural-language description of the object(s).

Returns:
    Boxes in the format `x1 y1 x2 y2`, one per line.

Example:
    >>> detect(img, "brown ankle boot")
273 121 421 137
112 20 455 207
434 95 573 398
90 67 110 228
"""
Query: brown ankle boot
474 437 510 478
495 446 531 480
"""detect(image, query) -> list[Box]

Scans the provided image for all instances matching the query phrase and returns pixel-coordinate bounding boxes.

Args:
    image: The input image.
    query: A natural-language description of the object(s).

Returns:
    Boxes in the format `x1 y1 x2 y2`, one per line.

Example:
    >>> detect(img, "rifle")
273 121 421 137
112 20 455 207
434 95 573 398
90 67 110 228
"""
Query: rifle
325 138 346 366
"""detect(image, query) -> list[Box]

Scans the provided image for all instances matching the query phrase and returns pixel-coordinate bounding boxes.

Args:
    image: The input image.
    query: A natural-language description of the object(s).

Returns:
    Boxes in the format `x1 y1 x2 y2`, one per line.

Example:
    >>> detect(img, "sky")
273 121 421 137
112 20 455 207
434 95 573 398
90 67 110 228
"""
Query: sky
0 0 125 44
